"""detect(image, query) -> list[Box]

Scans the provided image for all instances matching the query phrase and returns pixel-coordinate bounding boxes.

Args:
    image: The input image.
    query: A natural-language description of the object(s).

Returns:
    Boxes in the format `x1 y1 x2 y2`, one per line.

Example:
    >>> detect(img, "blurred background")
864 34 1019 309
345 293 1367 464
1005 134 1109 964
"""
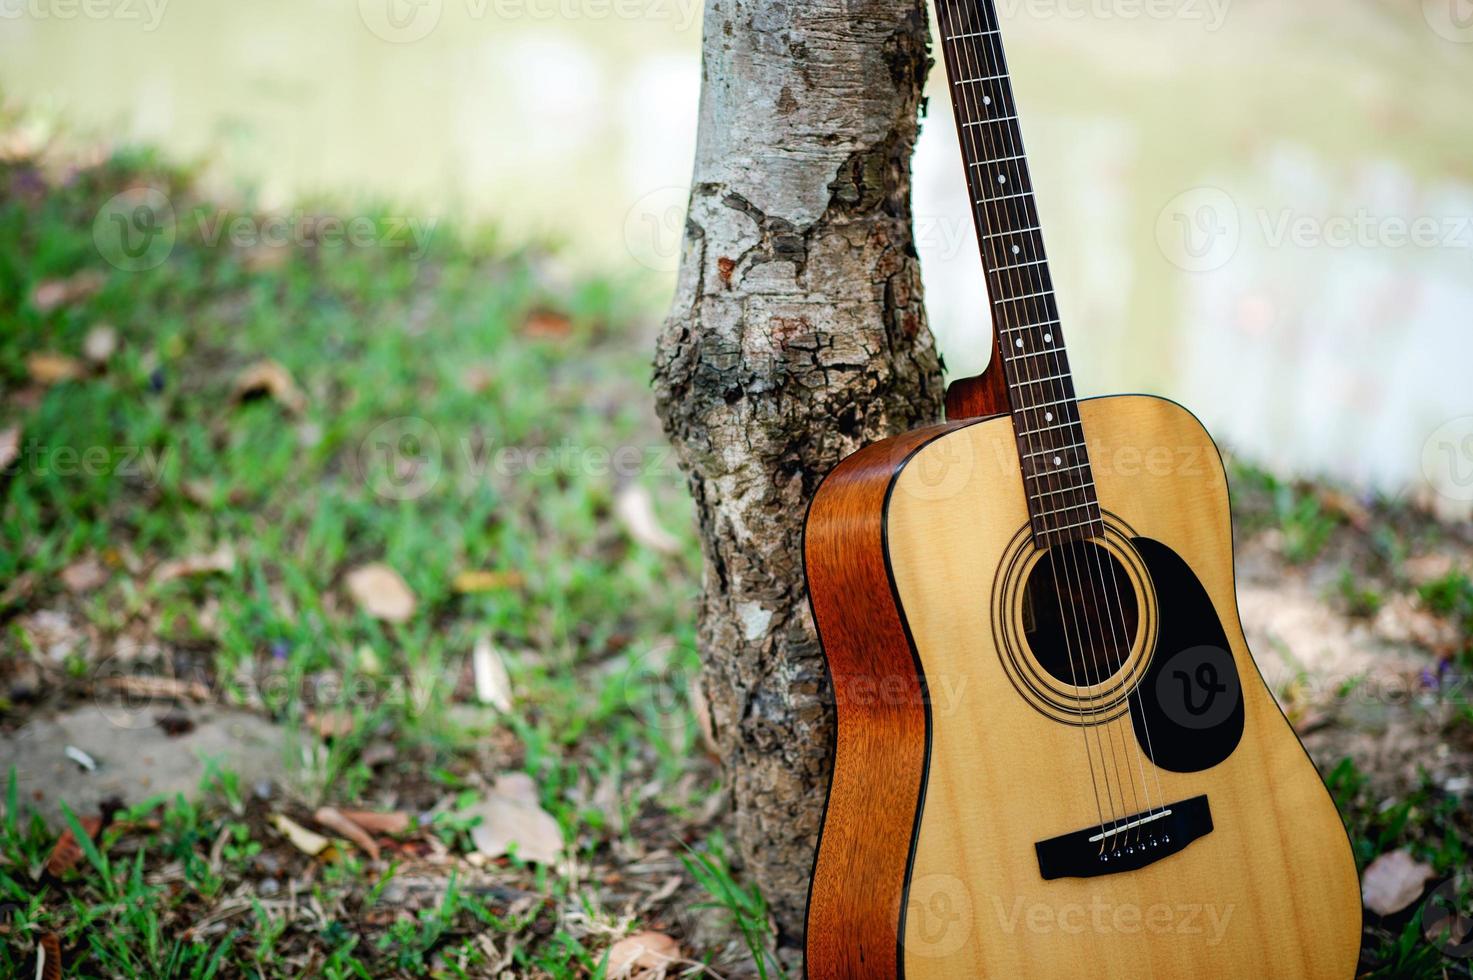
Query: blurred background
3 0 1469 504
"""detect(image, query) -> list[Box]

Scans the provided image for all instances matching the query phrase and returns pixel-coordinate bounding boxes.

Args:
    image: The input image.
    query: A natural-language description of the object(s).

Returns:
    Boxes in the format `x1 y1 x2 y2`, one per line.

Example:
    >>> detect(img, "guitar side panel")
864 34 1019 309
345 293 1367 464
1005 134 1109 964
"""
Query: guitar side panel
887 395 1361 978
804 420 981 979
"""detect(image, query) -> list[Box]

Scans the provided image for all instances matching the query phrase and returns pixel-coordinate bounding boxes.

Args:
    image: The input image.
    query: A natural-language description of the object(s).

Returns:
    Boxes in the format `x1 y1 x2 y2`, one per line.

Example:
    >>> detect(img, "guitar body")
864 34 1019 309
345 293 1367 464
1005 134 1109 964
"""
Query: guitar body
804 394 1362 978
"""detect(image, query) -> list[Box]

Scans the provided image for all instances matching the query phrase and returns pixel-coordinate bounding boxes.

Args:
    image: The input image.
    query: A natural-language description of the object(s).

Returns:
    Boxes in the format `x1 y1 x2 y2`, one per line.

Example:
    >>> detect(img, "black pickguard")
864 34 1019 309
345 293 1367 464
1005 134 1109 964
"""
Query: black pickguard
1129 537 1245 773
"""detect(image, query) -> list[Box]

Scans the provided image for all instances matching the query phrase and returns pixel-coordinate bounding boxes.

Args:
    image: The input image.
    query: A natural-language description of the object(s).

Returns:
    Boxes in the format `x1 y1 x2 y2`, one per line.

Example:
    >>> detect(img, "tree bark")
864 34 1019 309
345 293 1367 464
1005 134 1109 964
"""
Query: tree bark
653 0 944 946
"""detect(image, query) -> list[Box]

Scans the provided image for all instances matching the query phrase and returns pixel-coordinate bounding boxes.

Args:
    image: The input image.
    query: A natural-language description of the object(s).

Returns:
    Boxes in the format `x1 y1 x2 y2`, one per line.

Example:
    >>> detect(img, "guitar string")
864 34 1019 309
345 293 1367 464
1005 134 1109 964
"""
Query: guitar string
939 0 1132 846
937 0 1124 843
963 0 1167 845
946 0 1158 849
942 0 1144 846
959 0 1159 848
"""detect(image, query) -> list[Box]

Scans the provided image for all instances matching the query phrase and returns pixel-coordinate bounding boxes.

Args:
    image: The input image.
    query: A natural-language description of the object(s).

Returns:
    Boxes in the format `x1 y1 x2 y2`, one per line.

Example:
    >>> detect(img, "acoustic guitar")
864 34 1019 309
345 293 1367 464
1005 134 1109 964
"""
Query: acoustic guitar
802 1 1362 976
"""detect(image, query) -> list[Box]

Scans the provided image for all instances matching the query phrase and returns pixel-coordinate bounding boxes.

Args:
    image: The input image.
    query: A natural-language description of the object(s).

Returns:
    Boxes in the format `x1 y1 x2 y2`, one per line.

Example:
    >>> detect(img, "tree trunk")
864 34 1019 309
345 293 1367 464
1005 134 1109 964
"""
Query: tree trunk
653 0 944 946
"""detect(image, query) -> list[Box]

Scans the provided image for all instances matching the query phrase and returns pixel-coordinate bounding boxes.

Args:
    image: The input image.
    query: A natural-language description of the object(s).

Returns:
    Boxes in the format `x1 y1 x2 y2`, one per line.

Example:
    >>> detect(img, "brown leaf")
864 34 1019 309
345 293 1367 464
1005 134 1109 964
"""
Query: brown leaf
452 569 524 593
152 544 236 585
103 674 211 702
1316 489 1370 532
614 485 680 555
60 557 109 594
45 814 103 876
154 711 196 737
314 806 380 861
606 931 682 977
271 813 332 856
32 270 105 313
465 774 564 866
27 352 84 385
38 933 61 980
337 809 412 835
0 424 20 471
231 359 306 414
689 673 718 757
345 563 416 623
1404 553 1458 586
1362 849 1435 916
521 308 572 340
83 323 119 364
306 709 356 739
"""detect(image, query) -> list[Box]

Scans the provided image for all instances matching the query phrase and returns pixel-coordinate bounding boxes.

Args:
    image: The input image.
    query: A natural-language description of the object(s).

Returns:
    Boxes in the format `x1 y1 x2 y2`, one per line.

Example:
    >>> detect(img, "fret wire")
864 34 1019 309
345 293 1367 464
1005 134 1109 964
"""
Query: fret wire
1043 516 1107 537
982 225 1040 239
1035 500 1096 519
1021 441 1087 459
1020 420 1084 437
1028 468 1092 485
1008 372 1072 389
994 288 1053 305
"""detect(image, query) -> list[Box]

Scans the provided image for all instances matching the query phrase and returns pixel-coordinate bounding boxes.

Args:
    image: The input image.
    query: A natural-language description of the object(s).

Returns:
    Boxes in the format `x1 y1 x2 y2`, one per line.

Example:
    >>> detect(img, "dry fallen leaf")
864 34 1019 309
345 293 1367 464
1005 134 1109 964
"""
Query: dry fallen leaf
1404 553 1458 586
0 424 19 472
271 813 332 857
688 673 718 757
45 814 103 876
231 359 306 414
1362 849 1435 916
31 270 105 313
83 323 119 364
315 806 381 861
338 809 411 835
452 569 525 593
26 352 84 385
606 931 682 977
521 308 572 339
614 485 680 556
465 774 564 866
306 709 356 739
152 544 236 585
60 557 109 593
472 636 513 712
38 933 62 980
345 563 416 623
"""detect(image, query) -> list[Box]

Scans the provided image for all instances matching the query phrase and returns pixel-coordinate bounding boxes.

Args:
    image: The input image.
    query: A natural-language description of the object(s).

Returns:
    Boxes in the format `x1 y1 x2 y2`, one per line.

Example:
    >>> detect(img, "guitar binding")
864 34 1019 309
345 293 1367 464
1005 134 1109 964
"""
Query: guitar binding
1034 795 1213 881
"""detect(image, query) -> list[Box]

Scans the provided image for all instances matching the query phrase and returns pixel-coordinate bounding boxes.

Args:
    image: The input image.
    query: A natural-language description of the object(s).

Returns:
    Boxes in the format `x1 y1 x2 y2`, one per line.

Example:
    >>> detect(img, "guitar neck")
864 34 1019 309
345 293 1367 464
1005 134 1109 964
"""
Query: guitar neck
934 0 1103 547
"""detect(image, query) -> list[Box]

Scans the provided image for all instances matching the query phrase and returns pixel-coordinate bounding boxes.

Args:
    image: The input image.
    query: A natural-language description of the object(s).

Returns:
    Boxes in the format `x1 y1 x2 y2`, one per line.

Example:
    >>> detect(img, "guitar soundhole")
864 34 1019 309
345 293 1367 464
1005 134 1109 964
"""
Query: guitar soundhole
1021 540 1141 687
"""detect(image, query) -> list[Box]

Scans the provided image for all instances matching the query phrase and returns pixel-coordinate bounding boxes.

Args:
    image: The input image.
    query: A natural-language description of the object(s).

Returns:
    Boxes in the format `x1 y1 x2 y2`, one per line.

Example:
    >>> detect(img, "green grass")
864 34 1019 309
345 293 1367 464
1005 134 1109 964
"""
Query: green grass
0 131 756 976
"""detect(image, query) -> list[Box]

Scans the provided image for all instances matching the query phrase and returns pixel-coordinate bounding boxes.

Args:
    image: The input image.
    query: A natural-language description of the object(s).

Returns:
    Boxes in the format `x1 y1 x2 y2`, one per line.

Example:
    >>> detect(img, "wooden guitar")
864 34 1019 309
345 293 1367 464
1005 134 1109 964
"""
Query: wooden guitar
802 1 1362 976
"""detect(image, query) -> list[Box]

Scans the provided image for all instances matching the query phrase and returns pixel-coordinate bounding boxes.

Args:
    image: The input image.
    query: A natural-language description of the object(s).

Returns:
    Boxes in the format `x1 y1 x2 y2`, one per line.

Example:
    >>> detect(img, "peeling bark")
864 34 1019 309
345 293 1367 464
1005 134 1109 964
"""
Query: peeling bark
653 0 944 944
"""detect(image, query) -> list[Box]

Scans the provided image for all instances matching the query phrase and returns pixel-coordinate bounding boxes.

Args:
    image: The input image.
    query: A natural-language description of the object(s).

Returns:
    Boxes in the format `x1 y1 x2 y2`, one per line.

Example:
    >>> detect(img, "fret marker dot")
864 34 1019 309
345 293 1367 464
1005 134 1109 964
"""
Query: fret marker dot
1044 333 1053 343
998 175 1007 184
1011 245 1021 255
1045 412 1054 422
983 96 992 106
1054 456 1063 466
1015 338 1024 348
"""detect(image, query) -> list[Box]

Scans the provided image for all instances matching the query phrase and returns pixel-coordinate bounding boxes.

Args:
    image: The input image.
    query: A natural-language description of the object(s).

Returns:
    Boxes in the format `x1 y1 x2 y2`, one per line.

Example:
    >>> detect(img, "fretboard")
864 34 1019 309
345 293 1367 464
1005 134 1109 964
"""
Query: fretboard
935 0 1102 548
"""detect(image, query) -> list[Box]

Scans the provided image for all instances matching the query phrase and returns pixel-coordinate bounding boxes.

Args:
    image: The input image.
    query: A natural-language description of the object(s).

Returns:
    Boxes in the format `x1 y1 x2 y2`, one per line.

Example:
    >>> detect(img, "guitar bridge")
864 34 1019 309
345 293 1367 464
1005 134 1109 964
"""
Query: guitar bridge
1035 795 1213 880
